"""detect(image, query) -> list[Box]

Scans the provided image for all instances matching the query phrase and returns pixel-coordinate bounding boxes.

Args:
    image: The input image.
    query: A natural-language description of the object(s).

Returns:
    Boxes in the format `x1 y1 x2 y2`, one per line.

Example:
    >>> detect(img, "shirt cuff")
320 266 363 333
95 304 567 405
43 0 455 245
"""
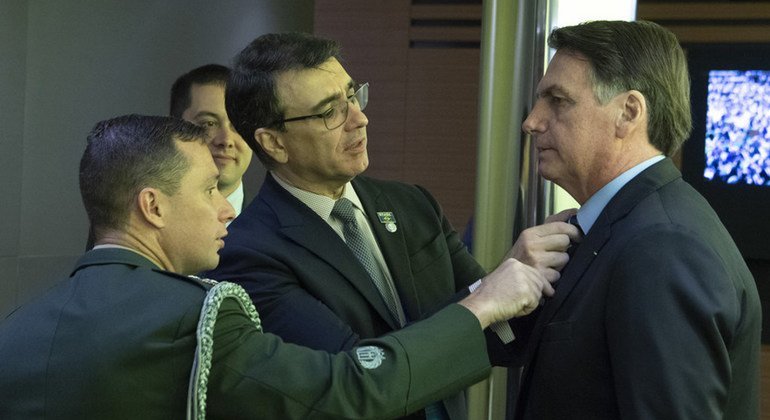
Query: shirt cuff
468 280 515 344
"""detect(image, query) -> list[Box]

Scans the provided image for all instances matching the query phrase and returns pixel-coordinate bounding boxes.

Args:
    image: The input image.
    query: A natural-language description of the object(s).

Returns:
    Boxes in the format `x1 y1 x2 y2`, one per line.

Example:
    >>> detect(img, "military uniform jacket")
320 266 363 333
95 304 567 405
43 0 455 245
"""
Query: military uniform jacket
0 248 492 419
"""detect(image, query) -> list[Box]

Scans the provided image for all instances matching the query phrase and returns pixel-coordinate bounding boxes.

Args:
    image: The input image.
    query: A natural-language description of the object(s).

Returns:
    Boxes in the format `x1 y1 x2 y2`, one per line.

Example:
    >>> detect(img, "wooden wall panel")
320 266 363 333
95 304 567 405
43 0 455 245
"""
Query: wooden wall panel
403 48 480 229
410 26 482 43
314 0 412 182
315 0 483 229
411 4 482 19
638 1 770 43
639 2 770 19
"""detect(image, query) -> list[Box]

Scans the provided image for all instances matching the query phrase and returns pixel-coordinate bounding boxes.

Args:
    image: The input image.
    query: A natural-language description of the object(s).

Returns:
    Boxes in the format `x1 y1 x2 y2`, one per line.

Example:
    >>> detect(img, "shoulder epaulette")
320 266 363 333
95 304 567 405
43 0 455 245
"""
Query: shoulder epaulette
187 275 219 288
187 281 261 419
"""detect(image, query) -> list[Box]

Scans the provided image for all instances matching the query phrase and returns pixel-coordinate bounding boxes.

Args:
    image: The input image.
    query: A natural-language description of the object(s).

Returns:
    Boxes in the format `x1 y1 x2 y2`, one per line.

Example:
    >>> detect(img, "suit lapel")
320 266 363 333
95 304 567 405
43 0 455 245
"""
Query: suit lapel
258 174 400 330
521 159 683 371
352 177 423 319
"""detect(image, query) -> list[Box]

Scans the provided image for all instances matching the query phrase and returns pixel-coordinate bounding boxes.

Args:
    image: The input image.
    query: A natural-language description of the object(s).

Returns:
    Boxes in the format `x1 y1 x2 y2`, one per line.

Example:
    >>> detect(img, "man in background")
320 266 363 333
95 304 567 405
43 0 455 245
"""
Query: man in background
85 64 253 249
0 114 555 419
170 64 253 216
515 20 761 419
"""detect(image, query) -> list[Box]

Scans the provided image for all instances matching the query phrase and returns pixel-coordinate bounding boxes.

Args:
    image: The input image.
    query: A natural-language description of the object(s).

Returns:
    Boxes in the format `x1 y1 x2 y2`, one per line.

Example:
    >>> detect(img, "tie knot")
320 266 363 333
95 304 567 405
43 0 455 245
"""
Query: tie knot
332 198 357 224
568 213 584 236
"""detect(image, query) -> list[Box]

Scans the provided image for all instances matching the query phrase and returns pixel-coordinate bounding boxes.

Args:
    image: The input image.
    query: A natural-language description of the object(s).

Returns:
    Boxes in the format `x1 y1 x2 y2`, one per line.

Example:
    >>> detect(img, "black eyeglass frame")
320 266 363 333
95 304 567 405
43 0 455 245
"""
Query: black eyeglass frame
278 82 369 130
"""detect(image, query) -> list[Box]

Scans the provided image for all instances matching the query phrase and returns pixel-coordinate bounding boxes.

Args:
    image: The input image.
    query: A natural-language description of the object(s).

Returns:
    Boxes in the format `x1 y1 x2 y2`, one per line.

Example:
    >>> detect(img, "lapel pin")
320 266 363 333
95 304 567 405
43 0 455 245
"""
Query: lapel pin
377 212 398 233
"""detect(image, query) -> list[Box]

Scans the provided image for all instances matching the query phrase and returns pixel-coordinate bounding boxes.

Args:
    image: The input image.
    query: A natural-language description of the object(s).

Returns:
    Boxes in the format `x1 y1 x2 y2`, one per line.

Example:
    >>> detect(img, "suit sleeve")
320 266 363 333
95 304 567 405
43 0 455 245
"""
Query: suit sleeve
606 226 741 419
414 185 486 291
206 299 491 419
414 185 521 366
211 243 363 352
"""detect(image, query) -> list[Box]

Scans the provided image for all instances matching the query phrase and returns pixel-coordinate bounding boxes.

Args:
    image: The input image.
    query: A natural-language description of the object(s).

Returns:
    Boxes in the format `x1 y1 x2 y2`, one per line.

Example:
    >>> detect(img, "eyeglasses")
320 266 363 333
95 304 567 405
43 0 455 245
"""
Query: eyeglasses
279 82 369 130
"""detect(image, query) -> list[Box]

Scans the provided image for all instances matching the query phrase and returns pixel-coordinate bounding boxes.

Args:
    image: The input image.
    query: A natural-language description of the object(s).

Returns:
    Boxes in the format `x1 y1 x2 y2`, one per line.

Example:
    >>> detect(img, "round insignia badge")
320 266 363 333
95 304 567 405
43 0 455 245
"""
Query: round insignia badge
356 346 386 369
385 222 397 233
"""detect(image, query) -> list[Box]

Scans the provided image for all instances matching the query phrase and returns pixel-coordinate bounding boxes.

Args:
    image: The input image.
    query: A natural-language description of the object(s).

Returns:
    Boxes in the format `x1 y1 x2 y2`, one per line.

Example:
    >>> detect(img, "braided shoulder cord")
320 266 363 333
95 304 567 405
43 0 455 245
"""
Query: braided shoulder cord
187 281 262 420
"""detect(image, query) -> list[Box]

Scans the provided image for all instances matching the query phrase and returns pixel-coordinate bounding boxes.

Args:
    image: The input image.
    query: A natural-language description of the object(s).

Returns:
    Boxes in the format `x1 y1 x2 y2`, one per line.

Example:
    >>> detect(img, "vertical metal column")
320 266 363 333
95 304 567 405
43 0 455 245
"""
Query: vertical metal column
522 0 554 230
468 0 542 418
471 1 636 417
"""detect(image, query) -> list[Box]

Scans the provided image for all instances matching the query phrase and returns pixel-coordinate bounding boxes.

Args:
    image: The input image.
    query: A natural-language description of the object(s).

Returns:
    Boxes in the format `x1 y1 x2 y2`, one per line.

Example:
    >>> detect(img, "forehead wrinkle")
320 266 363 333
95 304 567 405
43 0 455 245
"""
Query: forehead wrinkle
280 68 354 113
310 76 354 112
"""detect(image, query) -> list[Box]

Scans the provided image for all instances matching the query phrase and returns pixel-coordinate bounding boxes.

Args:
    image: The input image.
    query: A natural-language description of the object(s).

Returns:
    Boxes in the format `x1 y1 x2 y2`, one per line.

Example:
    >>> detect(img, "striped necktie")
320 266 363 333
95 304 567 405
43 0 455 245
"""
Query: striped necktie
332 198 406 326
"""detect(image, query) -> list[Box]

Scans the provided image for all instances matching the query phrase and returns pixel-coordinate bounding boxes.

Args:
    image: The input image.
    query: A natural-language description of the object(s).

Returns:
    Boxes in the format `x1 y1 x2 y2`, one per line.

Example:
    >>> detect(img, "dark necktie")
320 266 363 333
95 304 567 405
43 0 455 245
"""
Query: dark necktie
333 199 445 419
566 214 584 259
332 198 406 326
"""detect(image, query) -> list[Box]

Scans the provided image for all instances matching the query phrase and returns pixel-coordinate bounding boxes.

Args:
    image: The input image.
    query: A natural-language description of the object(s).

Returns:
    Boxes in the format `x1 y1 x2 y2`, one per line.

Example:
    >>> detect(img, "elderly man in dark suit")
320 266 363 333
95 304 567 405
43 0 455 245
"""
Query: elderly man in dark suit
514 20 761 419
0 115 555 419
208 33 578 420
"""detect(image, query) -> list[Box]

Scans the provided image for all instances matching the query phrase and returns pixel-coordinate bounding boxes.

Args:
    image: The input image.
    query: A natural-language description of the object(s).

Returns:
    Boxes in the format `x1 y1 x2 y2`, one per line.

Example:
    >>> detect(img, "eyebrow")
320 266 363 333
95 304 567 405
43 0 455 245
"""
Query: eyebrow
204 171 220 186
536 84 570 99
191 111 222 120
309 79 356 112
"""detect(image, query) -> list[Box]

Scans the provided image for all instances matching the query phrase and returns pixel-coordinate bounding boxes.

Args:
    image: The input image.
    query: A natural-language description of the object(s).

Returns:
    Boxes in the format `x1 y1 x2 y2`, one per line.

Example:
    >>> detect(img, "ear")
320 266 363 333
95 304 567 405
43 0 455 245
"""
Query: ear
136 187 166 229
615 90 646 139
254 128 289 164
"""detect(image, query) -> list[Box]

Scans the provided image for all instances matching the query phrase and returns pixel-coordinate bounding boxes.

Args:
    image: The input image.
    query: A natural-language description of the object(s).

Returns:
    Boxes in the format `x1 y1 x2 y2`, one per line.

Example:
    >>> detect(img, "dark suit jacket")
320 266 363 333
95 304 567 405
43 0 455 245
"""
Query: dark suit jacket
0 248 494 419
513 159 761 419
208 174 493 419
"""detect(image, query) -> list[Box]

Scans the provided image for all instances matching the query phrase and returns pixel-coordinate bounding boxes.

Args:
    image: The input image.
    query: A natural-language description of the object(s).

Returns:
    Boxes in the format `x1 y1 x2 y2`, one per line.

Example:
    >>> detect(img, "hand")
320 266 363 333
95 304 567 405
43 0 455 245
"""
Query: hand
545 208 578 224
459 258 553 329
506 209 581 282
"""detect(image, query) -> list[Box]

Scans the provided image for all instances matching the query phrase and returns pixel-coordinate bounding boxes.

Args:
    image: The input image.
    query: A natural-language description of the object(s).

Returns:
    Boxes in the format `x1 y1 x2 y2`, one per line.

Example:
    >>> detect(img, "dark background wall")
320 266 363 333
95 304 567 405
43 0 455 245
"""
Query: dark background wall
0 0 313 318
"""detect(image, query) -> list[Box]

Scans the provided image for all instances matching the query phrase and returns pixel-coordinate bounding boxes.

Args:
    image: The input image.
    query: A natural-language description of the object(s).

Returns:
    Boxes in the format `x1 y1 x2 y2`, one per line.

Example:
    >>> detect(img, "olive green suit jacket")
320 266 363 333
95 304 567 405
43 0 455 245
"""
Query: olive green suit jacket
0 248 491 419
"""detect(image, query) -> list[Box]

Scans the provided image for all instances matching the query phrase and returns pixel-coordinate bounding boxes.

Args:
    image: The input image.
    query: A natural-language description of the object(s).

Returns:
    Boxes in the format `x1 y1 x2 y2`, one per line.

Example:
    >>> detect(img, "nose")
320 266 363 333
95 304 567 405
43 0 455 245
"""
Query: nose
345 101 368 130
211 123 237 148
522 104 544 135
219 192 236 223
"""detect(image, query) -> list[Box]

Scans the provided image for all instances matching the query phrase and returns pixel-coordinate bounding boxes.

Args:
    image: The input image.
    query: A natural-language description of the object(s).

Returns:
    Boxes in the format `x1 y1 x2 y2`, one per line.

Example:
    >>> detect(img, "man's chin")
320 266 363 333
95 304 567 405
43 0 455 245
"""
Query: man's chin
536 161 558 182
354 158 369 175
196 256 220 275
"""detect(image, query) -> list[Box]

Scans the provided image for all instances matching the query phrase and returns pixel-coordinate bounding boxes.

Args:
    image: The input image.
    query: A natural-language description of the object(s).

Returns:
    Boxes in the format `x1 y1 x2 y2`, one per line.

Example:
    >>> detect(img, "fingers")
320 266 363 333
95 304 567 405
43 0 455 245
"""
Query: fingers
465 256 564 326
566 226 583 244
524 221 576 237
540 267 561 286
511 223 575 268
538 250 570 271
515 265 550 316
544 208 578 223
540 275 556 297
507 259 551 315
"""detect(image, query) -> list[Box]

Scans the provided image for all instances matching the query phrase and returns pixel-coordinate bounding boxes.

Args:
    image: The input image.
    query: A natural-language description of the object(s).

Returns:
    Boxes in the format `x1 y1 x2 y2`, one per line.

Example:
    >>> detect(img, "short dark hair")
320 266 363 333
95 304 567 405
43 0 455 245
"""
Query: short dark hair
226 32 341 168
549 20 692 156
169 64 231 118
79 115 207 238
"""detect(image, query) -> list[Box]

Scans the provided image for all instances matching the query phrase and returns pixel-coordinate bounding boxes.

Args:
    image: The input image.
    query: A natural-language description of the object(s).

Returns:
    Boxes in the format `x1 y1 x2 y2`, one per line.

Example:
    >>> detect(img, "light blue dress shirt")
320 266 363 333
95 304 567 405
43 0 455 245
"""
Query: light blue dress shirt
575 155 665 234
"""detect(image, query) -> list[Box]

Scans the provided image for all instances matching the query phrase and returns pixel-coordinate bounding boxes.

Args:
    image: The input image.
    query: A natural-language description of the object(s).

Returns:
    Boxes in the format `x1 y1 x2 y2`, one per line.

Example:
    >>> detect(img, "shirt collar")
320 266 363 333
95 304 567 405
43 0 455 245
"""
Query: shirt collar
577 155 664 234
226 182 244 218
271 172 365 221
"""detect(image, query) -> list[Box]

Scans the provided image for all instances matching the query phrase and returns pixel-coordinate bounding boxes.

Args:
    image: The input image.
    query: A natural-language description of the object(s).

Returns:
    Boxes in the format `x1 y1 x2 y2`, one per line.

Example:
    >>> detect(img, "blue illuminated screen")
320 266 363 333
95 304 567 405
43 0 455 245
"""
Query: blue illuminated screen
703 70 770 186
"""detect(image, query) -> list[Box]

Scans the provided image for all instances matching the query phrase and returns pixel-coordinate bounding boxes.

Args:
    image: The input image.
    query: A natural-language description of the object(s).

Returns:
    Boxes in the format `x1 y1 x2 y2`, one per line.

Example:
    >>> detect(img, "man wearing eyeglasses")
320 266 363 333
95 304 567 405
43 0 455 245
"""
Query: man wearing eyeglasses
208 32 576 420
